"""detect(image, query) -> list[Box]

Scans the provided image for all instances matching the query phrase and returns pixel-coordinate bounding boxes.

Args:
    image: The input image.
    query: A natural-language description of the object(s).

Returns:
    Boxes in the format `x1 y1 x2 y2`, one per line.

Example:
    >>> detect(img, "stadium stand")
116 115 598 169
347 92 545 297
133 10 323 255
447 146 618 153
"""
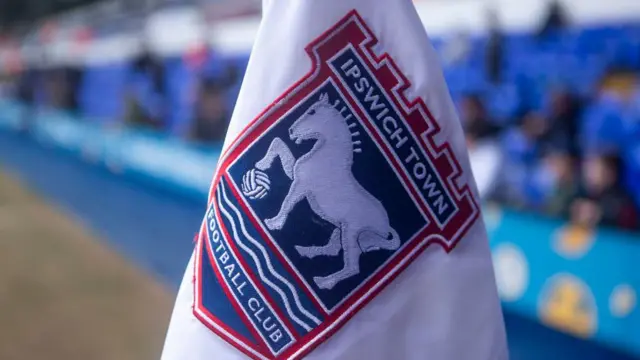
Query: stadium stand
56 14 640 230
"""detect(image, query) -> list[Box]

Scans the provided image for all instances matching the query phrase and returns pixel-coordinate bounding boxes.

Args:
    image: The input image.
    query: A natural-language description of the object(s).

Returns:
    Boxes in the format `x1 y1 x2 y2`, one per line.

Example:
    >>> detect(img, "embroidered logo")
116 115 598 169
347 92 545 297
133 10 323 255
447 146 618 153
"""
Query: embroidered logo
193 10 479 360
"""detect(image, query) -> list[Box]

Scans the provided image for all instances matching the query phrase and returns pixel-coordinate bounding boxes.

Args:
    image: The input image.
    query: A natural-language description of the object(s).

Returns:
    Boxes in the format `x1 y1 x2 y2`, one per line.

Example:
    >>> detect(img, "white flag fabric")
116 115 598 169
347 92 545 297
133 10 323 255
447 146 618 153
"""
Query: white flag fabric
162 1 508 359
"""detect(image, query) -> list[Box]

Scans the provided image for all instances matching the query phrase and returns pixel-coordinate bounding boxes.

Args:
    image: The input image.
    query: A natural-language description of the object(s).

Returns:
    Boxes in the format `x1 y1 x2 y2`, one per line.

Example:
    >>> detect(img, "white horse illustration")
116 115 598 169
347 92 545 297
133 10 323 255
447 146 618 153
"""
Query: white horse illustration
255 93 400 290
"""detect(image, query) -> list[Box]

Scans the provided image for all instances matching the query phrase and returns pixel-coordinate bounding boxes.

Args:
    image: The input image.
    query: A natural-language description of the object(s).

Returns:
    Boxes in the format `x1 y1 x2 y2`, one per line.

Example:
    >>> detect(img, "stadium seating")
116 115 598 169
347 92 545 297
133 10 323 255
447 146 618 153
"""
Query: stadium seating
76 22 640 204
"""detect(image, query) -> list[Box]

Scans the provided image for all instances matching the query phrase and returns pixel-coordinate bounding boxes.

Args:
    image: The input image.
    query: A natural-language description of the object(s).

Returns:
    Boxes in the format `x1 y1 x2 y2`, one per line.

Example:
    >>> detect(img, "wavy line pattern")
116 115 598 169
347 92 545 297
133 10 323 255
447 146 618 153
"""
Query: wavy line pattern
217 181 321 331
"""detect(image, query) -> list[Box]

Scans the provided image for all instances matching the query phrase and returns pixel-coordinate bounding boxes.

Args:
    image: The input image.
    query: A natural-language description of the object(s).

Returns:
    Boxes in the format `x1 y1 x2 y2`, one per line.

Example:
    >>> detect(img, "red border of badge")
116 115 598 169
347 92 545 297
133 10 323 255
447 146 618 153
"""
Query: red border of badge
194 10 481 360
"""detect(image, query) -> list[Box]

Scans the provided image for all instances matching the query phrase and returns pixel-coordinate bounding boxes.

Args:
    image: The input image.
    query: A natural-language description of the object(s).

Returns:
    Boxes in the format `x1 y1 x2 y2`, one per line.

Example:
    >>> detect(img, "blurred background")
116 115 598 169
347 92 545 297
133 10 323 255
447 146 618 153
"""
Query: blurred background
0 0 638 359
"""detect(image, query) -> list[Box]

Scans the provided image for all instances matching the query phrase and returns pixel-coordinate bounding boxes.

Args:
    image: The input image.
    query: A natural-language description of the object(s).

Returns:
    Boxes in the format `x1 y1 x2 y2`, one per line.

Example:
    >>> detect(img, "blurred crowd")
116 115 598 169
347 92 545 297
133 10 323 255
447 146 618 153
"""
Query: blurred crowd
455 5 640 231
124 48 239 142
6 45 240 144
462 87 639 231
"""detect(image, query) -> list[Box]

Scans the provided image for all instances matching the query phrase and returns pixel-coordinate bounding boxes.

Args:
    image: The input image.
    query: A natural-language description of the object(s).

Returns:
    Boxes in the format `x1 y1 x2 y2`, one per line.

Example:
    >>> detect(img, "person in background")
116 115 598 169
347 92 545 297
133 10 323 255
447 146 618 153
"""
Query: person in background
16 68 37 133
190 63 239 143
125 49 167 130
0 73 13 98
65 66 84 113
461 94 505 202
496 111 548 208
570 153 639 230
485 9 504 84
44 66 84 113
539 148 580 217
502 110 548 167
134 50 166 101
543 89 582 154
460 94 501 148
44 68 62 108
537 0 569 39
190 77 230 143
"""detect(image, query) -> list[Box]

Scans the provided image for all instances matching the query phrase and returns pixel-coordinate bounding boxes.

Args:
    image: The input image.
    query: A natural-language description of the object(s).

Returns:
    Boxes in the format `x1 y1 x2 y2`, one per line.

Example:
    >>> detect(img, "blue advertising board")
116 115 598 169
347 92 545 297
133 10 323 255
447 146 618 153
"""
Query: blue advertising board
0 104 220 201
486 205 640 357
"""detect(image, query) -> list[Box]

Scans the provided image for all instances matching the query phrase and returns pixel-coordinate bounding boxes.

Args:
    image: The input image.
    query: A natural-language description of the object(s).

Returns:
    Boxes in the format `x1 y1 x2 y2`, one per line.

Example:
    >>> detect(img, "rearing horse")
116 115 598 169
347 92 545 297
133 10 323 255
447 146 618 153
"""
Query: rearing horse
254 93 400 290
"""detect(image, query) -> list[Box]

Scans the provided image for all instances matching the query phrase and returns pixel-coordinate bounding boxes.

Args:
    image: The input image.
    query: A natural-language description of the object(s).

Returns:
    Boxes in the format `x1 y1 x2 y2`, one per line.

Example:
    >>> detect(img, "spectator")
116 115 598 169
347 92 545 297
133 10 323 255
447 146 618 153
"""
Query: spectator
460 94 501 148
570 153 639 230
485 9 504 84
133 51 166 99
43 66 84 112
190 63 240 143
521 111 549 144
543 89 582 154
65 66 84 112
497 111 549 208
540 149 580 217
537 0 569 39
503 111 548 164
190 78 230 143
125 50 167 130
124 84 165 130
16 69 38 133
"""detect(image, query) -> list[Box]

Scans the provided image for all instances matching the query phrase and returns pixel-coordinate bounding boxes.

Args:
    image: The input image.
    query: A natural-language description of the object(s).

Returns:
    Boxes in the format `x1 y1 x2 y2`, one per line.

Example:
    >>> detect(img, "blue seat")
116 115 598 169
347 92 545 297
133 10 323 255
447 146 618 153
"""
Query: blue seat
79 62 129 122
580 94 639 154
485 83 522 122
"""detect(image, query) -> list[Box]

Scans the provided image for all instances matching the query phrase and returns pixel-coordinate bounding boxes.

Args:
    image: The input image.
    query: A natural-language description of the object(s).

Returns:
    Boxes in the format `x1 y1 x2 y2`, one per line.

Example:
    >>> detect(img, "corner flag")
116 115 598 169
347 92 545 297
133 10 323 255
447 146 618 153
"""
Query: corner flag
162 1 508 359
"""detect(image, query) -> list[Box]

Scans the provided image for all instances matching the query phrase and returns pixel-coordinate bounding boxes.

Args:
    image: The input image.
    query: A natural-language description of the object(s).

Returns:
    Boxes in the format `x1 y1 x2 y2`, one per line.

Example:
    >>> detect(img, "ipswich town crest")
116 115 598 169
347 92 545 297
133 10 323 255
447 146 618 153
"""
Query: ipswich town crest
193 10 479 360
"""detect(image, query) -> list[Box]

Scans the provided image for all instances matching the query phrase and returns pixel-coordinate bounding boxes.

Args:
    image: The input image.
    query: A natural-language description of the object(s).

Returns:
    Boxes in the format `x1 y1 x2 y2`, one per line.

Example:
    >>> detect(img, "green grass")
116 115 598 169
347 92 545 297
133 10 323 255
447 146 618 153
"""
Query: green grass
0 171 173 360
